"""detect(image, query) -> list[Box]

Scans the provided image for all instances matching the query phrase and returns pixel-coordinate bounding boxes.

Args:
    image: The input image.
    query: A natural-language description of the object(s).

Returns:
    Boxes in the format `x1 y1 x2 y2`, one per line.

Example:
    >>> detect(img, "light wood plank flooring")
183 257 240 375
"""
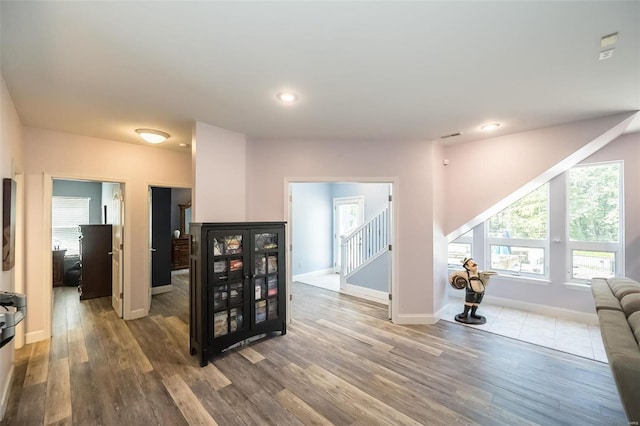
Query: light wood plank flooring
1 275 626 425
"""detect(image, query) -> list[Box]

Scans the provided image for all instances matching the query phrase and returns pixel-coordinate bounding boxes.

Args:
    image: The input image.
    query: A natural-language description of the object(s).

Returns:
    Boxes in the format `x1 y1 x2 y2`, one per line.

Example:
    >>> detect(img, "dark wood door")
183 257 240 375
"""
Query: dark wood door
79 225 112 300
151 187 172 288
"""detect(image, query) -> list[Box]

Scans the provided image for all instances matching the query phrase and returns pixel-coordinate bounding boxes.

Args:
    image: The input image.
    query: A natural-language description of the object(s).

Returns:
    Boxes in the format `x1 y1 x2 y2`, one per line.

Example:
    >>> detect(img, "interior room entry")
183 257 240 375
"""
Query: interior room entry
50 179 125 316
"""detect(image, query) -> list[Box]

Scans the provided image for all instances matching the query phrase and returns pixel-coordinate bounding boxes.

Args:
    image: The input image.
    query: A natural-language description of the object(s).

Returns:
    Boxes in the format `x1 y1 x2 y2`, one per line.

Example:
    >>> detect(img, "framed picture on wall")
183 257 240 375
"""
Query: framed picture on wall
2 178 16 271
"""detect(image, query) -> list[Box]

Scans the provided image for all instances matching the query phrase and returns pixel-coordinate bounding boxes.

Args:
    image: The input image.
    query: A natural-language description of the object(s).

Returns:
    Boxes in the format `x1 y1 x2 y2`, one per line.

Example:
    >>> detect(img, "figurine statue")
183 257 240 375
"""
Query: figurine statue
449 257 495 324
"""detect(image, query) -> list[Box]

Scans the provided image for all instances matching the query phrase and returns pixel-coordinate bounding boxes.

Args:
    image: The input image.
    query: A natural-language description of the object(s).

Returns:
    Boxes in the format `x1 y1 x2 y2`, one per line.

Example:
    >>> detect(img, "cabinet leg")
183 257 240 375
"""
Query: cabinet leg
281 321 287 335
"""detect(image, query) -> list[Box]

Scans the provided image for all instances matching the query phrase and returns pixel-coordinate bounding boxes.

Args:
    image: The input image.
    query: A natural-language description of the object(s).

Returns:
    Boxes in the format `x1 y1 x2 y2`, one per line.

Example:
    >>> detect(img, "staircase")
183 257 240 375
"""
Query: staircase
340 206 390 285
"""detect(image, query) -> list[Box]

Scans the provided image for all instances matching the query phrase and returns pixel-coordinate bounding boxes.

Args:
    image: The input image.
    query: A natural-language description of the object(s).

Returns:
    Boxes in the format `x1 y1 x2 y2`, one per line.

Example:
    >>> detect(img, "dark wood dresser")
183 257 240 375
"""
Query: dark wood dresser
172 236 190 270
52 249 66 287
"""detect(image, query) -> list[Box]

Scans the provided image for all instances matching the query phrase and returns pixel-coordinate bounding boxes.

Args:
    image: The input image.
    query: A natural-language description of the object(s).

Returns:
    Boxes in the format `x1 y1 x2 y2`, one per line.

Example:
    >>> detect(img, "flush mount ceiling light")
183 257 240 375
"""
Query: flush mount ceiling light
276 92 298 103
480 123 500 131
135 128 170 144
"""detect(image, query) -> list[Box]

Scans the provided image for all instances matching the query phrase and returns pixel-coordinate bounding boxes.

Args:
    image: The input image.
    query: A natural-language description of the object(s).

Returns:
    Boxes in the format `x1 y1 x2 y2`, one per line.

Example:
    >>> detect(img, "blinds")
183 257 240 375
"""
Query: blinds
52 196 90 255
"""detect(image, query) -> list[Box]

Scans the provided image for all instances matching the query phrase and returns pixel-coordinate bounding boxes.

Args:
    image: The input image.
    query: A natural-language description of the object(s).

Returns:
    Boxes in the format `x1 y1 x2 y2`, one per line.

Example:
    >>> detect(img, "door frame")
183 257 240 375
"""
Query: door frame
284 177 398 324
144 183 192 315
43 173 129 340
332 196 364 272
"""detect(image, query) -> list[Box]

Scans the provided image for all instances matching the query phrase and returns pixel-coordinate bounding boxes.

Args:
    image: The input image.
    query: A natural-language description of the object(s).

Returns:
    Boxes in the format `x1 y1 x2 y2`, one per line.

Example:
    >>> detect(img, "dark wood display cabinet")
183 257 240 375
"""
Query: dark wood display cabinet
189 222 286 366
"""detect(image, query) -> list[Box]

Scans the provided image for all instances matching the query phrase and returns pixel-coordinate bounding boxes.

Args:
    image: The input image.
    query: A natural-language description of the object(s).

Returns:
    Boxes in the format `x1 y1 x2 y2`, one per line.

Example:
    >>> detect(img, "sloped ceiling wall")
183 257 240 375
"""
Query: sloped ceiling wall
442 112 638 238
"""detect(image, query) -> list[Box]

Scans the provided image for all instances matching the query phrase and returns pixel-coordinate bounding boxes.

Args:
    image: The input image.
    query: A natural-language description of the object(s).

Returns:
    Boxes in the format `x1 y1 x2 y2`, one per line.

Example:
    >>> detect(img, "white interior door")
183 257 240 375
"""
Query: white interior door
109 184 124 318
333 197 364 271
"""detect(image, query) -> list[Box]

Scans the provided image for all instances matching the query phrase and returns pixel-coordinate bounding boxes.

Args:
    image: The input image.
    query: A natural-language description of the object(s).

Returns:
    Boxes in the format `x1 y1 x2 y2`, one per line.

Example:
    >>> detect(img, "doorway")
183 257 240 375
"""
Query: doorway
148 185 191 317
49 178 125 329
287 180 396 322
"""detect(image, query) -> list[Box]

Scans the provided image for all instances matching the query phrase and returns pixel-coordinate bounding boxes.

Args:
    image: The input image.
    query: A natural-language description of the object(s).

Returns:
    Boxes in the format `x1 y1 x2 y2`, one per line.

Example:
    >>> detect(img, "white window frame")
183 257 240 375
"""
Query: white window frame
485 184 550 278
566 161 623 283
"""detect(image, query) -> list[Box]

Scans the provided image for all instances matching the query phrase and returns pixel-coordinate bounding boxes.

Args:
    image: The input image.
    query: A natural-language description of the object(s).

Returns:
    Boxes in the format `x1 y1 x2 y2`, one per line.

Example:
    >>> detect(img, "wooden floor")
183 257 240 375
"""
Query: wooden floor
2 274 626 425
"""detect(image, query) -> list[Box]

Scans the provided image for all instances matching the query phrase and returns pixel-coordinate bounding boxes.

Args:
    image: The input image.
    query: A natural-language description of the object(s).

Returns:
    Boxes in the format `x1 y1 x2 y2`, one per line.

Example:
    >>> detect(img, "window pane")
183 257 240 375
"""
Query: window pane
52 196 90 255
490 245 545 275
568 163 620 243
448 230 472 265
448 243 471 265
488 184 548 239
572 250 615 280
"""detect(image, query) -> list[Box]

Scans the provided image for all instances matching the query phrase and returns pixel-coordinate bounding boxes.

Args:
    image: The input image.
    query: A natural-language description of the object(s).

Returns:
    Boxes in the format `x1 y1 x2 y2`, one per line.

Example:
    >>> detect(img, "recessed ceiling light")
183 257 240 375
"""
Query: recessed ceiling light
135 128 170 144
480 123 500 131
276 92 297 103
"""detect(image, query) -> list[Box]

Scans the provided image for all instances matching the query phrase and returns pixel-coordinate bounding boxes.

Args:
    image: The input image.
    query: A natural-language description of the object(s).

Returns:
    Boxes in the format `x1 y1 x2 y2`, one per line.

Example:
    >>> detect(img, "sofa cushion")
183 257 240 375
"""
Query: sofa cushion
621 293 640 318
597 309 639 356
629 311 640 348
591 278 622 311
608 277 640 300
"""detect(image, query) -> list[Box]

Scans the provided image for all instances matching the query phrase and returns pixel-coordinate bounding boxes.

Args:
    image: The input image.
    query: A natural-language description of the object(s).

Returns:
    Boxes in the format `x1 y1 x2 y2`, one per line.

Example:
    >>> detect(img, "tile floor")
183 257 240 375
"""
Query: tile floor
296 272 607 363
441 302 607 363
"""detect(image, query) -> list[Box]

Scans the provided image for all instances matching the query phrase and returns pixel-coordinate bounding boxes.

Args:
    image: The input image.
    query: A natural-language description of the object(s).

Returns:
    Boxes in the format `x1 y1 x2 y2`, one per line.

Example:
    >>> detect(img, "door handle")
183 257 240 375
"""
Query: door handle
108 252 114 255
150 248 157 252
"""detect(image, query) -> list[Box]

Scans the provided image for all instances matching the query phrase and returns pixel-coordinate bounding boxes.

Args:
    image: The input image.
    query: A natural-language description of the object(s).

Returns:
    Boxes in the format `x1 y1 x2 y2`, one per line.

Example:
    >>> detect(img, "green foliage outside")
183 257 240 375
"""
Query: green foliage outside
568 163 620 243
488 184 548 239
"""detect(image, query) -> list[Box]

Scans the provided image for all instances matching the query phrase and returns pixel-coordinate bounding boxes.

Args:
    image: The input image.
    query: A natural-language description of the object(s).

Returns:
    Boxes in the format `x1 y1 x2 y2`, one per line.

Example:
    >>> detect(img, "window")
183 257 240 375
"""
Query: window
52 196 90 255
568 162 622 280
486 184 549 276
448 230 472 267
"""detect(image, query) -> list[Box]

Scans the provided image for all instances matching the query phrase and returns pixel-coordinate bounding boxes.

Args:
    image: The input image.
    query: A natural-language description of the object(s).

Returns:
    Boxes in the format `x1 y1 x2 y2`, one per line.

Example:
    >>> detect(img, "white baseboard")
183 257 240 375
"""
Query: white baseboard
447 294 599 325
341 283 388 305
152 284 172 295
292 268 335 282
0 365 14 421
25 330 47 344
394 313 439 325
128 308 148 320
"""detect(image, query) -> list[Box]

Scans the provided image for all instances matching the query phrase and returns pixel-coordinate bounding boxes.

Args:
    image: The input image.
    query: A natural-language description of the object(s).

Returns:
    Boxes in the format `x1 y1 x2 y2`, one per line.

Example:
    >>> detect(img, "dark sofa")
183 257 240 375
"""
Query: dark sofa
591 277 640 423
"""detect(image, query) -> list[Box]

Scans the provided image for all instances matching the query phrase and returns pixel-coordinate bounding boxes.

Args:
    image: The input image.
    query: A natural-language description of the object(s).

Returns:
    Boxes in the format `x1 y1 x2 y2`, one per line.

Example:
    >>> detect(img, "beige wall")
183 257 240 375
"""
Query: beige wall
0 76 24 419
193 122 246 223
23 128 191 341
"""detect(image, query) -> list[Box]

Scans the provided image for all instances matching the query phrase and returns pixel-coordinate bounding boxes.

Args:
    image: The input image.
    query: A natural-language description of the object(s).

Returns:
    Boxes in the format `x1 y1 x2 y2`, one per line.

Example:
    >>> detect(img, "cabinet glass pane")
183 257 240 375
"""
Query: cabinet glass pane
267 255 277 273
255 277 265 300
229 282 243 305
213 311 228 337
267 276 278 297
255 233 278 251
213 285 227 310
229 259 243 272
213 235 243 256
256 300 267 323
229 307 243 333
268 299 278 320
213 260 227 273
255 255 266 275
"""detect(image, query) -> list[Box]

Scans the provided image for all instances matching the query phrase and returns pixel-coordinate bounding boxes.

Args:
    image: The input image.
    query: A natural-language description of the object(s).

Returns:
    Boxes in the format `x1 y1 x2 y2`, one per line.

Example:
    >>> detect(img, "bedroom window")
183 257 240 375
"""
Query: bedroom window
52 196 90 256
486 184 549 276
567 162 622 281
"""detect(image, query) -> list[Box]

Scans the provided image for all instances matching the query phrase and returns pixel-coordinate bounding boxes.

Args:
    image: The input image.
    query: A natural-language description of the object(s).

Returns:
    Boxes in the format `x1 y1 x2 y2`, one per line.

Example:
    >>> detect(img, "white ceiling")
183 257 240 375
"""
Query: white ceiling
1 1 639 151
